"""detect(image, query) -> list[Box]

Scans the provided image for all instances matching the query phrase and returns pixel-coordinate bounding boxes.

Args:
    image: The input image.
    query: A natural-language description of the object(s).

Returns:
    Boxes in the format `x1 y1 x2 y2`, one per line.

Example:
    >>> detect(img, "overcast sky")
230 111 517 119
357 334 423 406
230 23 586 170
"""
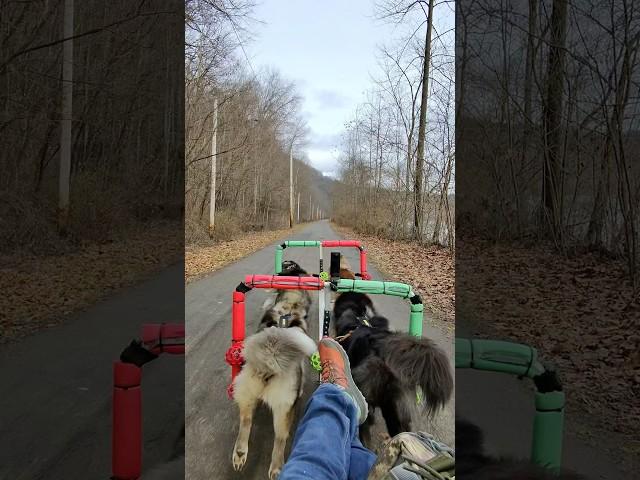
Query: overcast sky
246 0 453 177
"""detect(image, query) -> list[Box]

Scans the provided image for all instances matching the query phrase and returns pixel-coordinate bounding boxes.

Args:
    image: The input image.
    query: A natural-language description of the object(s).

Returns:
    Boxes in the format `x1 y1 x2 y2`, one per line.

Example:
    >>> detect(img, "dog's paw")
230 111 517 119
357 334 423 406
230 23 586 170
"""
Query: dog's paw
268 465 281 480
232 447 247 471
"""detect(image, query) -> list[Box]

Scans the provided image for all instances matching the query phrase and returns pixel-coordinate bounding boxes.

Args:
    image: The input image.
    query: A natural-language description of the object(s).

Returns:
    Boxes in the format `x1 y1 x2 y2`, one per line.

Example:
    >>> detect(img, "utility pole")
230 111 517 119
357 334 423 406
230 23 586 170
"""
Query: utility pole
297 191 300 223
58 0 73 234
208 97 218 238
289 144 294 228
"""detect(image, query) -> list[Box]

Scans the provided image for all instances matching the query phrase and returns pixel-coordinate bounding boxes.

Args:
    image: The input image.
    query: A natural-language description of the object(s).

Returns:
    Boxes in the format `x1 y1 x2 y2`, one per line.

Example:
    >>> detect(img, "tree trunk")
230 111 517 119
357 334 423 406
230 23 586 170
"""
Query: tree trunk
542 0 568 240
414 0 435 241
523 0 538 146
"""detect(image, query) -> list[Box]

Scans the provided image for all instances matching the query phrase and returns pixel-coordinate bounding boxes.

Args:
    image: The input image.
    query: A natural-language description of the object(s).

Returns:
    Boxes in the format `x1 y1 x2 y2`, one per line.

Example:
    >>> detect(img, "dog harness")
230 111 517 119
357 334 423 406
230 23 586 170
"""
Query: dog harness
336 313 372 343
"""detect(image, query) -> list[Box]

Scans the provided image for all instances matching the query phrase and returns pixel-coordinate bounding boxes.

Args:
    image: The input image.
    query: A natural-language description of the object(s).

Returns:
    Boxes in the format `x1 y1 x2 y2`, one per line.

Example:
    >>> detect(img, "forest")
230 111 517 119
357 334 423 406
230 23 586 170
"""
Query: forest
0 0 183 254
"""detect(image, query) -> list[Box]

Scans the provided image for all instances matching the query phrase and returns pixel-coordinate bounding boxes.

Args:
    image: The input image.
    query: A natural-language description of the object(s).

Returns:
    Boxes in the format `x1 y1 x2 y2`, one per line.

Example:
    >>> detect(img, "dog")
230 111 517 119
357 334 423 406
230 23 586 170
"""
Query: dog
232 260 317 480
333 261 453 445
454 418 585 479
258 260 312 331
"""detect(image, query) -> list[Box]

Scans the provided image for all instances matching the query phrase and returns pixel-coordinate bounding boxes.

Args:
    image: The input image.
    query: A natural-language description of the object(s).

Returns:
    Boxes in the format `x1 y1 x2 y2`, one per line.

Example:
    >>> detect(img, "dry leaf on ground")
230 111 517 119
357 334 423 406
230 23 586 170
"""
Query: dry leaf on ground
332 224 454 322
0 221 182 343
457 236 640 447
185 224 306 283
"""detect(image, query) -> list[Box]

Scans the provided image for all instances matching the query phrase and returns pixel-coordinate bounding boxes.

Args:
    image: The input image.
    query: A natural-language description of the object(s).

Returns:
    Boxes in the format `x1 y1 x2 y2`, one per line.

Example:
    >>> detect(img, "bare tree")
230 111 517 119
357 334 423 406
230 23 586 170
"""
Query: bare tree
414 0 435 241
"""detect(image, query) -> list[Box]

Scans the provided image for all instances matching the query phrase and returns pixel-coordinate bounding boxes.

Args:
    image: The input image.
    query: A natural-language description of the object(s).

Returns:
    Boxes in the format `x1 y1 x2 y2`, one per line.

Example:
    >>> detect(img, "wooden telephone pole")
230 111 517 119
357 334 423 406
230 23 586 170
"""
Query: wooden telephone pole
289 145 294 228
208 97 218 238
58 0 73 234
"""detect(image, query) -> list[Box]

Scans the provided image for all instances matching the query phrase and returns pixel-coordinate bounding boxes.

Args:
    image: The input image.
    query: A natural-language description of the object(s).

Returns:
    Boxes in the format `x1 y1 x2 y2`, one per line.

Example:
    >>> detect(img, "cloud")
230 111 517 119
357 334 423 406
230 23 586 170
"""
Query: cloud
308 132 342 151
307 148 339 174
313 88 350 109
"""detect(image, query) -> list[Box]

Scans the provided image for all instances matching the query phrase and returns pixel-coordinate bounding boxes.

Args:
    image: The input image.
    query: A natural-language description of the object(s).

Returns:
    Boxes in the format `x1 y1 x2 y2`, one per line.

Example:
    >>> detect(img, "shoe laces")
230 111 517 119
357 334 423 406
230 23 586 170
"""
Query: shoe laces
320 359 346 385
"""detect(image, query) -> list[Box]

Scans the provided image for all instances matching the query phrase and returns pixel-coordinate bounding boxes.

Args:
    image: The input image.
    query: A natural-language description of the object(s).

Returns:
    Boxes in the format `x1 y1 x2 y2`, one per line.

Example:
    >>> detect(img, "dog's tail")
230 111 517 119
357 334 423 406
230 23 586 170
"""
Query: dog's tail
243 327 317 377
381 334 454 416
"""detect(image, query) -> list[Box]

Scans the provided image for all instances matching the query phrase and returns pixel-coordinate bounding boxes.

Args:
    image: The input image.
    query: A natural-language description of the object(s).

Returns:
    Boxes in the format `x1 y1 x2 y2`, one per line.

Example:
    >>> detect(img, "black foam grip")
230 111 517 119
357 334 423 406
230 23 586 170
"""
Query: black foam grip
330 252 341 278
533 368 563 393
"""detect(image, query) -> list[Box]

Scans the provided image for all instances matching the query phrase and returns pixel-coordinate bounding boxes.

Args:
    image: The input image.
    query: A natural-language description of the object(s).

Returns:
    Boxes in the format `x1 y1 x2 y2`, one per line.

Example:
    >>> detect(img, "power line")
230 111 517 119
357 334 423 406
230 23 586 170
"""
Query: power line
230 20 257 80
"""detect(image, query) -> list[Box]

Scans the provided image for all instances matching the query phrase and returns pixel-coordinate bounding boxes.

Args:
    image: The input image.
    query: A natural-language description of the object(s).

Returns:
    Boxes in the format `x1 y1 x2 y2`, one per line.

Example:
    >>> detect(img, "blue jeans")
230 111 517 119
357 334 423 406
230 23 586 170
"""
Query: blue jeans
280 383 376 480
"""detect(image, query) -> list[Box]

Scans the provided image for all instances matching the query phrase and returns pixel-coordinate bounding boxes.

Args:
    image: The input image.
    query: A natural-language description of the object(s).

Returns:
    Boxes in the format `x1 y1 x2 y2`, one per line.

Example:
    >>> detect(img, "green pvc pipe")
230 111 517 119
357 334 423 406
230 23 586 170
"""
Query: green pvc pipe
409 303 423 337
456 338 564 471
284 240 321 247
275 245 284 274
336 279 413 298
455 338 545 377
532 391 565 472
336 279 421 335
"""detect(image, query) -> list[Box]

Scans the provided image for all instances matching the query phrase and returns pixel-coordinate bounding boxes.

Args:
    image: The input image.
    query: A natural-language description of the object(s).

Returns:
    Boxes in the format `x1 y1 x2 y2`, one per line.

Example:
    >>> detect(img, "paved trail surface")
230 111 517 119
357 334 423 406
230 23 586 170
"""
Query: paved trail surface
185 220 454 480
0 264 185 479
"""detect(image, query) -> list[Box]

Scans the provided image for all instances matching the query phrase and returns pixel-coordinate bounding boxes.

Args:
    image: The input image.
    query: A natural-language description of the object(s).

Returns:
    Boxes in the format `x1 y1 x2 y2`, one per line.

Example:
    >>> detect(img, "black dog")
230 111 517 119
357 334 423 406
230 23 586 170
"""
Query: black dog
333 290 454 444
456 418 585 479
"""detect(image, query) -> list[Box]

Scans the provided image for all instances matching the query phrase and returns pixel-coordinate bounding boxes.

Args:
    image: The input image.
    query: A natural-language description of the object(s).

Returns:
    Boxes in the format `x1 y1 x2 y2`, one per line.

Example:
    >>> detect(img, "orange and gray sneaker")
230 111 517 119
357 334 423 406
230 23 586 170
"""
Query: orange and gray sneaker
319 336 369 424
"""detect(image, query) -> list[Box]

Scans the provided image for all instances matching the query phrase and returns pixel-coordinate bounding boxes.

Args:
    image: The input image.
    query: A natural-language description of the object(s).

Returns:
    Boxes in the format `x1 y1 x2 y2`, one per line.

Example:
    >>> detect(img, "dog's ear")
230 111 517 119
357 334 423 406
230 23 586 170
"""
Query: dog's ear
339 267 356 280
262 296 275 310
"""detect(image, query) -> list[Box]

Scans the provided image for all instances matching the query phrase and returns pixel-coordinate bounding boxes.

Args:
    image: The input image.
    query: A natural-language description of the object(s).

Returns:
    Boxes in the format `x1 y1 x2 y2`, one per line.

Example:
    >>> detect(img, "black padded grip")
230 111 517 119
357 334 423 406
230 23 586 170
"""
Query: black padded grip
330 252 341 279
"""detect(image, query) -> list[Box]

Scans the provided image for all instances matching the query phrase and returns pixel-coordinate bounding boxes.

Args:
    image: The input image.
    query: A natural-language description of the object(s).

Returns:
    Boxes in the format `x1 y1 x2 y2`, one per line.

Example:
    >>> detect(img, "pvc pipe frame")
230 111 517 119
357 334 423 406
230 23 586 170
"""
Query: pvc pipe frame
455 338 565 472
226 276 423 395
275 240 371 280
112 324 185 480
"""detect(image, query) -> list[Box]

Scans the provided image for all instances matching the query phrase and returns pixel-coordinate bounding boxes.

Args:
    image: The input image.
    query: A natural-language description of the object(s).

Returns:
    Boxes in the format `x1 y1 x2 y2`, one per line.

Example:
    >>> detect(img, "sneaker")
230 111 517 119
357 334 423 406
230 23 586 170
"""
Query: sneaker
319 337 369 424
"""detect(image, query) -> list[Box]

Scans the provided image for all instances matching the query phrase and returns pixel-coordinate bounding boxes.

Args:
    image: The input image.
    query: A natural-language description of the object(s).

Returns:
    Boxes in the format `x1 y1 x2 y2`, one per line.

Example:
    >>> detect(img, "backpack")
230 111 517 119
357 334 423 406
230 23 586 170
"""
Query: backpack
367 432 455 480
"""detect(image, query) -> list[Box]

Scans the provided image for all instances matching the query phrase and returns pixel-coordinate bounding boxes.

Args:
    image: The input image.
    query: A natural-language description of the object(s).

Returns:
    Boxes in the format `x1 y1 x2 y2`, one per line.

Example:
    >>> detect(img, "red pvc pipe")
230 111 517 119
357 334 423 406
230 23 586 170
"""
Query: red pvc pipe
232 291 246 342
244 275 324 290
227 291 247 394
141 324 185 355
113 362 142 480
322 240 362 248
360 251 371 280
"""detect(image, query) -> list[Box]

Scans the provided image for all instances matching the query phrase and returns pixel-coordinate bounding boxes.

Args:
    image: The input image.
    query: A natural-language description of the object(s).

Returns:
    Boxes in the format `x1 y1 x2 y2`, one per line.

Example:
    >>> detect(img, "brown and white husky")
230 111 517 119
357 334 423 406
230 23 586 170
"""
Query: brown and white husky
231 260 317 480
